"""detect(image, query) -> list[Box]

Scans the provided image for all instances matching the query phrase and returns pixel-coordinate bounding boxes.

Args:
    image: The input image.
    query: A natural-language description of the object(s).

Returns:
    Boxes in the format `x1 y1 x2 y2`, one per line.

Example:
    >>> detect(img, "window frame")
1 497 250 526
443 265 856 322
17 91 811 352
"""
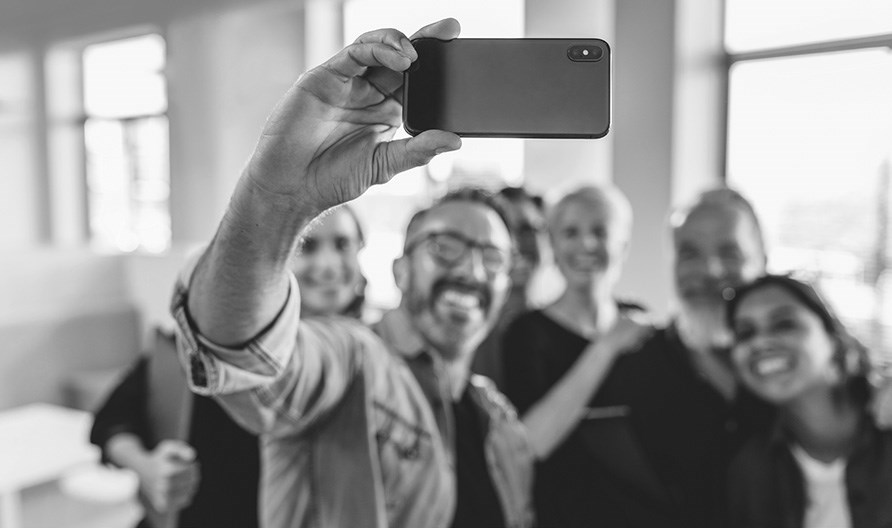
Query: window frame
78 31 171 254
721 10 892 358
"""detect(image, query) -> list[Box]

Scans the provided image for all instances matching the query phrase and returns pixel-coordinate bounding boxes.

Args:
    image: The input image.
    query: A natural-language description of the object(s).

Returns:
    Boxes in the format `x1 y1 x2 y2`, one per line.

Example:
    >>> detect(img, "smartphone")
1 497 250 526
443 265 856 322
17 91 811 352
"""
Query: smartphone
402 38 611 139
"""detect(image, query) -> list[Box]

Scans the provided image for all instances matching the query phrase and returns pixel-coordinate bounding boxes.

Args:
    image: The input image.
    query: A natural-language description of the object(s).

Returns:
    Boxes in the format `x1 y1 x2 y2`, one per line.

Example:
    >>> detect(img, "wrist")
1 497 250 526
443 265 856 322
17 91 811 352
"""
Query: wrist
229 175 317 259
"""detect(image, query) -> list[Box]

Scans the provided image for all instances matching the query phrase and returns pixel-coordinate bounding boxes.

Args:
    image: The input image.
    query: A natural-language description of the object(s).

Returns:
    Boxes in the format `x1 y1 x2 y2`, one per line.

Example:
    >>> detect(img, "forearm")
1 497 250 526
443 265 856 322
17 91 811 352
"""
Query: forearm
188 174 317 347
522 342 619 459
105 433 153 475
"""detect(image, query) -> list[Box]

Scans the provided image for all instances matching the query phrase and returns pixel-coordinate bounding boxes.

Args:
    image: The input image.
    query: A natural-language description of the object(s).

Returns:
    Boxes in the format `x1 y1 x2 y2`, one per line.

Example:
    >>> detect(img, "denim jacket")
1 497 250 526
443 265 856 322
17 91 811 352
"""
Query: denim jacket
170 258 535 528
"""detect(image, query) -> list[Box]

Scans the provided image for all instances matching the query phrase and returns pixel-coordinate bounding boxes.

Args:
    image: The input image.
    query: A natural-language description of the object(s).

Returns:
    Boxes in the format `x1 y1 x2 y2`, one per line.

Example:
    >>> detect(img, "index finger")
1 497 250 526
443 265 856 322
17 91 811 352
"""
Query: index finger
364 18 462 102
325 28 416 81
409 17 461 41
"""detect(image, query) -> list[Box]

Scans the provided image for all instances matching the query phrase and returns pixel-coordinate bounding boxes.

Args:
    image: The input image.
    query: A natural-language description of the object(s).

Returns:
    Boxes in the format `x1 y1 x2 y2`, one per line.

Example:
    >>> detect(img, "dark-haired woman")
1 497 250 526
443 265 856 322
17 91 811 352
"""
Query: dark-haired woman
727 274 892 528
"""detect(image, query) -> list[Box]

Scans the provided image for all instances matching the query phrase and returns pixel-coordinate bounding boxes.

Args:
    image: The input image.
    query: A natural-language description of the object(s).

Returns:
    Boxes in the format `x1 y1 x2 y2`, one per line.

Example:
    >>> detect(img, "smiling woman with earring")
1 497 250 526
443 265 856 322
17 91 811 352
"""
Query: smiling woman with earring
726 274 892 528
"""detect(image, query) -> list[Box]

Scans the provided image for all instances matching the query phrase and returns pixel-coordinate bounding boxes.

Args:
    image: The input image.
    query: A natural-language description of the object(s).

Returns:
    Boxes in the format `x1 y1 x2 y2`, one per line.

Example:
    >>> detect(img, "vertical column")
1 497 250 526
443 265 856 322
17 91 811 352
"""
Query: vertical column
612 0 677 317
45 44 89 247
0 490 23 528
166 13 222 246
672 0 727 203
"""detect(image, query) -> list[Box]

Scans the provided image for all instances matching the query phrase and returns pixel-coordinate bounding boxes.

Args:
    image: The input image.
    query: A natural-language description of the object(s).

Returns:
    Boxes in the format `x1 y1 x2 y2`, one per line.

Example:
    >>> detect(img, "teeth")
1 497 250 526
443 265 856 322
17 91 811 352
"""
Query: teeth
440 290 481 310
754 356 792 376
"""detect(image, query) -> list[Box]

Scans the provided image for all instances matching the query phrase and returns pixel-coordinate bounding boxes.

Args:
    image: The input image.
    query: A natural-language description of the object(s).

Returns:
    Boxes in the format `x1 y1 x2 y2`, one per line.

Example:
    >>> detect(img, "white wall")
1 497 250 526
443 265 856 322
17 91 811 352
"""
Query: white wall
0 250 140 408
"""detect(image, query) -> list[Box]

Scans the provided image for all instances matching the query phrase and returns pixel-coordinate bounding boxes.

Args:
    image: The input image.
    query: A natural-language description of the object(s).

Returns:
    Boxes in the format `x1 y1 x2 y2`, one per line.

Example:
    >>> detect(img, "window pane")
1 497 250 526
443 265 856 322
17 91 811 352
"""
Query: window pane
726 0 892 52
83 34 166 118
85 116 170 253
727 49 892 361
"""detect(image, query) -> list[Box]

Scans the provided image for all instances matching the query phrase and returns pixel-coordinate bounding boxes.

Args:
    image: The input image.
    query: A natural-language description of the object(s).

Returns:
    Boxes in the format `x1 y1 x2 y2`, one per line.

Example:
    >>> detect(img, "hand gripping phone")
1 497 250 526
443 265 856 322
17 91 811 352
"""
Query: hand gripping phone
403 38 611 139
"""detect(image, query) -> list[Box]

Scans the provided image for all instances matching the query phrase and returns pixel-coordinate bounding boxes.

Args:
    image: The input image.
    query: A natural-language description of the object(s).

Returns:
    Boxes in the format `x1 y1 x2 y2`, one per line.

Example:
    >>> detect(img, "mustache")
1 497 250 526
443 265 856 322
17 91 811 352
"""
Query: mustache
430 278 492 312
678 277 739 301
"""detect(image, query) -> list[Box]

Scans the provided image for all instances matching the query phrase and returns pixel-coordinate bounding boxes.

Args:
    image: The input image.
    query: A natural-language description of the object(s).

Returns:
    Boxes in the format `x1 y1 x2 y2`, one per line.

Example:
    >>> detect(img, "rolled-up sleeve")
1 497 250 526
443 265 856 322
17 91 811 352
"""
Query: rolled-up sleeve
169 251 367 437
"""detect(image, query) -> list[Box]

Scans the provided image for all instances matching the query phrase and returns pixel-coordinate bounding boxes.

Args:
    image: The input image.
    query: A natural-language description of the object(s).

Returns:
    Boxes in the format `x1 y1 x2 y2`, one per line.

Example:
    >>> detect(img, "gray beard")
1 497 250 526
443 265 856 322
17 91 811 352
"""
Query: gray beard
676 300 733 353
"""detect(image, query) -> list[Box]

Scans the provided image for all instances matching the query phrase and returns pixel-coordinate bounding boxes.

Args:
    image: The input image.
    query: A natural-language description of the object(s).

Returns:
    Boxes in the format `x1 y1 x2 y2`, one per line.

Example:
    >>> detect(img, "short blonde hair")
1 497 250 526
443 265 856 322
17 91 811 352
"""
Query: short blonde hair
547 184 633 240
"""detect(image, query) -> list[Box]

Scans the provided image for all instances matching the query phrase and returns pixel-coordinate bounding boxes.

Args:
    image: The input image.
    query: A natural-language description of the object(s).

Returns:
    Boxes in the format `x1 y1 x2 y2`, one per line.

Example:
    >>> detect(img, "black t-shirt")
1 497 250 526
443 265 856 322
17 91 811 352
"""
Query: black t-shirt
90 357 260 528
178 394 260 528
502 310 629 528
450 387 506 528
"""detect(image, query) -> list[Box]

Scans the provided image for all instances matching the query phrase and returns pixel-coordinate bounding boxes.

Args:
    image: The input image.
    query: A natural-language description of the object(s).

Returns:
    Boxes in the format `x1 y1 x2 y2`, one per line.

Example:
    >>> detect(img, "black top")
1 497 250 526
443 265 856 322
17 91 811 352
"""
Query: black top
595 324 775 528
451 387 506 528
502 310 637 528
90 357 260 528
502 313 775 528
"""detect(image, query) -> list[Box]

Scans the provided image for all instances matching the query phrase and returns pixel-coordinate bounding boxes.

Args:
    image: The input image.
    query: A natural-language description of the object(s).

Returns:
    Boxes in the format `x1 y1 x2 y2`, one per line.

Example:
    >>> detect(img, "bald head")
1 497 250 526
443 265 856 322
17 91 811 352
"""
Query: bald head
671 187 767 309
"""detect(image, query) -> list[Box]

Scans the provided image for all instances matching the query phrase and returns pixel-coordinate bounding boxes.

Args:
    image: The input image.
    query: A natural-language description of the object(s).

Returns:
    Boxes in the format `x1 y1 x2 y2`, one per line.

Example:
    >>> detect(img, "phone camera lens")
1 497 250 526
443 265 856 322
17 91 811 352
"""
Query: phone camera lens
567 45 603 62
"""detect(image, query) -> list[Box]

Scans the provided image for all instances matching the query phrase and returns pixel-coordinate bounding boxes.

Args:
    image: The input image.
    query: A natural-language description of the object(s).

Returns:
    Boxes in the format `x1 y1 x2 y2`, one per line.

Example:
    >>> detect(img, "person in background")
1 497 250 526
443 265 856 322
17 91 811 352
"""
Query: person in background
90 209 367 528
501 184 652 528
169 18 534 528
471 185 549 389
89 329 257 528
726 274 891 528
577 187 777 528
291 204 368 320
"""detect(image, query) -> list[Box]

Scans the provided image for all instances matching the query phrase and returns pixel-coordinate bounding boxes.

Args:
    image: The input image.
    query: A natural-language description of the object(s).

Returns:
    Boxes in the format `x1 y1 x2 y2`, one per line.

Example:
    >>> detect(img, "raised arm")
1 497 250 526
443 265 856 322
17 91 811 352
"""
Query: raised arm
522 317 652 459
187 20 462 347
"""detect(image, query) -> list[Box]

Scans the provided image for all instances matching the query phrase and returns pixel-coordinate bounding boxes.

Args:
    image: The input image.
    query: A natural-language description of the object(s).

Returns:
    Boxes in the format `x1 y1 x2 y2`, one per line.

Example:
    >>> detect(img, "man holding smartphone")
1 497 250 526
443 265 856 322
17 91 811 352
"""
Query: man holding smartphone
169 18 533 528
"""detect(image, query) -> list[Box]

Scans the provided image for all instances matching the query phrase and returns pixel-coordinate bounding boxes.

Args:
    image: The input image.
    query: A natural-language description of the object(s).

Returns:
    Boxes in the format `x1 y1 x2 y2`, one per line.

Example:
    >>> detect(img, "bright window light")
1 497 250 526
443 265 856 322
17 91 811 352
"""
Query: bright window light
725 0 892 53
82 34 170 254
726 47 892 359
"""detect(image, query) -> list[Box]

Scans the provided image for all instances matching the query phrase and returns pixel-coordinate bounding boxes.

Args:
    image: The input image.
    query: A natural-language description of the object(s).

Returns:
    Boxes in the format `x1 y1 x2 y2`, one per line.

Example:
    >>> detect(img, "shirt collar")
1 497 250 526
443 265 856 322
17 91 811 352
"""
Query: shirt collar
375 306 429 359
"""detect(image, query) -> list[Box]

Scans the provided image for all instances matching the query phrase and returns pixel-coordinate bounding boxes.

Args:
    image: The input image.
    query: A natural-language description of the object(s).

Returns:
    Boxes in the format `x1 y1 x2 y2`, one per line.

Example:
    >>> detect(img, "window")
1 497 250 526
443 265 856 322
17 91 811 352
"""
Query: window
725 1 892 361
342 0 525 308
82 34 170 253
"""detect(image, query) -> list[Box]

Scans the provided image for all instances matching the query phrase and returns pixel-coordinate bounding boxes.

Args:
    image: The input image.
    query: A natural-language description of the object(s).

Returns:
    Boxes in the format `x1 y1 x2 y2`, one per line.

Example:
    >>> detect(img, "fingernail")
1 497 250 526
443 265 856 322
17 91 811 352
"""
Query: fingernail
400 37 417 59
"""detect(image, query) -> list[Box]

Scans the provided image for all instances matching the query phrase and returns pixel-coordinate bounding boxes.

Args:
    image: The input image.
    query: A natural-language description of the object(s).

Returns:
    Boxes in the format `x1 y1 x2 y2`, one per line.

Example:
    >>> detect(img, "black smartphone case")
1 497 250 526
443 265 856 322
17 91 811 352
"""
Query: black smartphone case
403 38 611 139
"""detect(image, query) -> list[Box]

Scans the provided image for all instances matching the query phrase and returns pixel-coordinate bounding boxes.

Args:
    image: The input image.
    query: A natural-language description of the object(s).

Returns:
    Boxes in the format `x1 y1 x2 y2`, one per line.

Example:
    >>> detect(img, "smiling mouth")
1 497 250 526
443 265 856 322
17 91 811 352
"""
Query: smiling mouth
568 255 603 270
439 289 483 311
751 355 795 377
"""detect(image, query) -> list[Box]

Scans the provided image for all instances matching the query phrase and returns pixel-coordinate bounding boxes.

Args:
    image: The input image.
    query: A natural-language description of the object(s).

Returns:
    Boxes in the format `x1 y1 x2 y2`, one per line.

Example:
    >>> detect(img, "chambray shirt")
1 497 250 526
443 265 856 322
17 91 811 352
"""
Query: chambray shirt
170 256 534 528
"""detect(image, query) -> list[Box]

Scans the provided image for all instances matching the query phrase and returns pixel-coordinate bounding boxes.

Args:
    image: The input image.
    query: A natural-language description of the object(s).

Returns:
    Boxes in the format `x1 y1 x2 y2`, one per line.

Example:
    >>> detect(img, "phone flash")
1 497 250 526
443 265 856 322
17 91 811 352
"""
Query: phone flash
582 49 590 56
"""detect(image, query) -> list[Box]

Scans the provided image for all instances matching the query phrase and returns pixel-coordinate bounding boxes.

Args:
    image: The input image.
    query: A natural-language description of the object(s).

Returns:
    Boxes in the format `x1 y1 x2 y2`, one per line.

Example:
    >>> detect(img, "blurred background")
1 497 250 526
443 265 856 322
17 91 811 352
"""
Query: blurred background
0 0 890 526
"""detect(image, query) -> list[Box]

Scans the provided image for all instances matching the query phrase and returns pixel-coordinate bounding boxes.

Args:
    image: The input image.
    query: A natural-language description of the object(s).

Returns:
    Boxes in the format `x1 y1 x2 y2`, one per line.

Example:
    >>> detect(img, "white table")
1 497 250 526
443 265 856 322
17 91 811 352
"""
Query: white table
0 403 98 528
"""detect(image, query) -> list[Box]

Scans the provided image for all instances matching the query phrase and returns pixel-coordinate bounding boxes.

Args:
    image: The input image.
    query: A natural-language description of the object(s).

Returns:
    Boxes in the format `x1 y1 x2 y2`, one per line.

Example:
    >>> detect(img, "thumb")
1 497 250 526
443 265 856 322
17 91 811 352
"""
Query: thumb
157 440 197 463
372 130 461 184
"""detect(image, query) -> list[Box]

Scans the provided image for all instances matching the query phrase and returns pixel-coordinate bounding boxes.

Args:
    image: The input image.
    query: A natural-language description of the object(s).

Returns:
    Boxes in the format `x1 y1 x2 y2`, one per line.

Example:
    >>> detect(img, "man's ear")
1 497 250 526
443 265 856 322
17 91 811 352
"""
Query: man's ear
393 255 409 293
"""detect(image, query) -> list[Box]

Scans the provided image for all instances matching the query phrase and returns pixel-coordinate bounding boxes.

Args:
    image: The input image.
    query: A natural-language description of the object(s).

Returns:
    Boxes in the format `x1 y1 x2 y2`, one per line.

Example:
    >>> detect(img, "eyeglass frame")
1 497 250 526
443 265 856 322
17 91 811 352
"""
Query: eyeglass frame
403 230 514 274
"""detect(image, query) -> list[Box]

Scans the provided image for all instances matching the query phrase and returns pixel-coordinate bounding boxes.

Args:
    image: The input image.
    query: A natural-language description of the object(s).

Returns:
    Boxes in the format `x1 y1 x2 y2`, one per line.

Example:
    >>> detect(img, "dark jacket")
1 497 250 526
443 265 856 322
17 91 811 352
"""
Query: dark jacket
589 324 775 528
729 416 892 528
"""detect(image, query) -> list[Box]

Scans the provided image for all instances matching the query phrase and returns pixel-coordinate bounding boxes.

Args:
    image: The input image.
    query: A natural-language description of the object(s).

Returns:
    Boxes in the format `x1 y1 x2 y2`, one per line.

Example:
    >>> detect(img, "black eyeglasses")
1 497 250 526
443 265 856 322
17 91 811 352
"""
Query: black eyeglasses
404 231 512 274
